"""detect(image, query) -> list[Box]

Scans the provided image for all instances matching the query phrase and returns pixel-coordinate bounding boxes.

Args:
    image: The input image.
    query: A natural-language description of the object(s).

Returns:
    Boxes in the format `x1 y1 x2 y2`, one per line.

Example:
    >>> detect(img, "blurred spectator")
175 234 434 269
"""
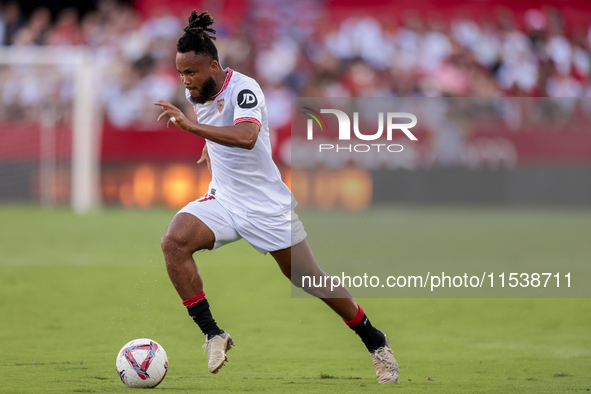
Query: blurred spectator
28 7 51 45
102 62 145 128
1 1 24 45
0 2 4 46
1 0 591 128
47 8 82 45
546 33 573 75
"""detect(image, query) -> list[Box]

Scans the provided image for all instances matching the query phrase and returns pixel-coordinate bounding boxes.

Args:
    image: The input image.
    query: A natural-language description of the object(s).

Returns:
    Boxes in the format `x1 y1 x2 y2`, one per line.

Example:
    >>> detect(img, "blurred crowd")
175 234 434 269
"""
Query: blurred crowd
1 0 591 129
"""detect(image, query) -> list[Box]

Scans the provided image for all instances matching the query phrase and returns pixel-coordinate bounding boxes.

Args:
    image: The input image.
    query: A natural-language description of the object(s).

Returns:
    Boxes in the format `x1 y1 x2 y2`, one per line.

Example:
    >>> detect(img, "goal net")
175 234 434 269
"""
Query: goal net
0 46 100 214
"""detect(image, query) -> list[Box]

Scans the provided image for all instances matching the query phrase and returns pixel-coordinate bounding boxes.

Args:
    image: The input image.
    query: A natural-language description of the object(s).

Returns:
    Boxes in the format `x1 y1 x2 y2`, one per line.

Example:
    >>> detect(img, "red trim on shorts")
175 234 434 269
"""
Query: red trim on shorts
182 291 206 308
234 117 261 128
343 304 364 327
208 68 233 101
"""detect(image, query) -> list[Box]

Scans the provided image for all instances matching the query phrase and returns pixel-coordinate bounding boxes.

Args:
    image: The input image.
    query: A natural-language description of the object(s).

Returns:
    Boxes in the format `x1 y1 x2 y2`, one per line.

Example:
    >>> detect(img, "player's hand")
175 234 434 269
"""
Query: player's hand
197 144 211 173
154 100 192 130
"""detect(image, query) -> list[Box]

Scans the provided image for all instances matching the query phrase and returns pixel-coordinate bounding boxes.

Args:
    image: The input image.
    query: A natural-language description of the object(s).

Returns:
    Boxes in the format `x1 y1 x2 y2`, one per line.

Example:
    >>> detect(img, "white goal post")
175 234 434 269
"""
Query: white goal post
0 46 101 214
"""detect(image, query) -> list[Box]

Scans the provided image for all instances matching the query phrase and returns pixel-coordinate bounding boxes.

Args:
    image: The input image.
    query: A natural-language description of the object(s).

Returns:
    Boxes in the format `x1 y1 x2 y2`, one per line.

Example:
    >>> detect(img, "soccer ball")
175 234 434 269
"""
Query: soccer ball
116 338 168 388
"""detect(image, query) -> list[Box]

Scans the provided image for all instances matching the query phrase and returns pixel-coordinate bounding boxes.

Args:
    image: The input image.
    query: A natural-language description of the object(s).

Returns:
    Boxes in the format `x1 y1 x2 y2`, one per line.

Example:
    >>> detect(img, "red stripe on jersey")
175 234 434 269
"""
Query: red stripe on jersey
208 68 234 101
183 291 206 308
234 117 261 128
343 304 364 327
197 193 215 202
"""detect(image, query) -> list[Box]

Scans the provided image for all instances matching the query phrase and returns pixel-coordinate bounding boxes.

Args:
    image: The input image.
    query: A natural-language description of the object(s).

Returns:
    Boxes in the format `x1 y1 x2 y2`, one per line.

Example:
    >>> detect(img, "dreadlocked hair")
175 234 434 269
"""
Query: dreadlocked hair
177 10 219 61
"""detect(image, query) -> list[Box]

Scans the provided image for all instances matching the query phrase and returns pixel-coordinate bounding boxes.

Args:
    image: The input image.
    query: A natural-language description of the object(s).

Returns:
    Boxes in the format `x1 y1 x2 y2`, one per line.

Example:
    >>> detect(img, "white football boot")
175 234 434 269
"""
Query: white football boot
202 331 234 374
371 331 399 384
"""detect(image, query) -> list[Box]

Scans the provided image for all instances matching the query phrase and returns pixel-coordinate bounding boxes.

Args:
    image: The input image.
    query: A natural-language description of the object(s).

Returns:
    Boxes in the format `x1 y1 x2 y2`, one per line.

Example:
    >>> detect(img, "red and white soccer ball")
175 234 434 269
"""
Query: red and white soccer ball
116 338 168 388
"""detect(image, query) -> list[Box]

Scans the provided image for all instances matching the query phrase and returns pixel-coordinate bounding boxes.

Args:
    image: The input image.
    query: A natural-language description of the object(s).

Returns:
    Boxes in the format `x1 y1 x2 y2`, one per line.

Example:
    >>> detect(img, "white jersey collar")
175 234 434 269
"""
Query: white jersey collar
208 68 233 101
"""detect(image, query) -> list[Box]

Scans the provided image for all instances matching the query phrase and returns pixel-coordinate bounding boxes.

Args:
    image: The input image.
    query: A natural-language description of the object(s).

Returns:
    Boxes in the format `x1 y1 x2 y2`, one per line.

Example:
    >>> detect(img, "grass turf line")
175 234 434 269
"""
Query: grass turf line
0 206 590 393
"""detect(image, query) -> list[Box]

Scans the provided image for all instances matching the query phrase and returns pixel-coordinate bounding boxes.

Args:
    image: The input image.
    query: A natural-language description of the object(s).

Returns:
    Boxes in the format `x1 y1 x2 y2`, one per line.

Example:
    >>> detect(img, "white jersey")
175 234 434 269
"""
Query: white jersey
186 68 295 217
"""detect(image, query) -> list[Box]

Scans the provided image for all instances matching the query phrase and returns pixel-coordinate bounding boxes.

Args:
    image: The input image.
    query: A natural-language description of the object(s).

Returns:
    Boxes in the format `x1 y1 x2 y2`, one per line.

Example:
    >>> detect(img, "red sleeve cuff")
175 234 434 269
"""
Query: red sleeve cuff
234 117 261 128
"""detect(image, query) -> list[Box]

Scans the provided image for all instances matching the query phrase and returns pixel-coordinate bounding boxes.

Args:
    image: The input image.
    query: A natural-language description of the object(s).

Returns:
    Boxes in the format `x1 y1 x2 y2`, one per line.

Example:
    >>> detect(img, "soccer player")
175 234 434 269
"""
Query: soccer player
154 10 399 384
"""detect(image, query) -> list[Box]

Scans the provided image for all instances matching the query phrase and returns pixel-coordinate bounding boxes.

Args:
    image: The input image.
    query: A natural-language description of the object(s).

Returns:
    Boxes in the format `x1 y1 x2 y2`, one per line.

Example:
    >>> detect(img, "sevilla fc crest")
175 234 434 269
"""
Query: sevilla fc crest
217 98 225 114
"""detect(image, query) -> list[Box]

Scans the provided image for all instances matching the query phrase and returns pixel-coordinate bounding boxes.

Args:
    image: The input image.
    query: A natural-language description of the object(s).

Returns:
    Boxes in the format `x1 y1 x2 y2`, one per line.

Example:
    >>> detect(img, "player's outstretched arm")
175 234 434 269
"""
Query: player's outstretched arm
154 100 259 149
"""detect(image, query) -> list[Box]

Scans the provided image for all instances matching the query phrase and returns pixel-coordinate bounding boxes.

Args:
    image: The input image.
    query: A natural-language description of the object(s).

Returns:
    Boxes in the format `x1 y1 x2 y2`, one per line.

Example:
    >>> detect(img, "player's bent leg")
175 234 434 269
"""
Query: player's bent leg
271 239 399 384
161 212 233 374
161 212 215 300
271 238 358 319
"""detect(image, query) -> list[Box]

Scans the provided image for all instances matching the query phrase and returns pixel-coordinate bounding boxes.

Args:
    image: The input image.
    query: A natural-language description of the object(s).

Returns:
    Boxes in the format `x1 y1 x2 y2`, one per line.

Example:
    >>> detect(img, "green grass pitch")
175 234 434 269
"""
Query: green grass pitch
1 205 590 393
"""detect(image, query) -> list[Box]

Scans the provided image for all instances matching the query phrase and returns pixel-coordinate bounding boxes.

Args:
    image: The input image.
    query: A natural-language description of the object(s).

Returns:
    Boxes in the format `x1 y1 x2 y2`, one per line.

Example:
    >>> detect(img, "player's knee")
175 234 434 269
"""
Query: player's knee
161 230 190 256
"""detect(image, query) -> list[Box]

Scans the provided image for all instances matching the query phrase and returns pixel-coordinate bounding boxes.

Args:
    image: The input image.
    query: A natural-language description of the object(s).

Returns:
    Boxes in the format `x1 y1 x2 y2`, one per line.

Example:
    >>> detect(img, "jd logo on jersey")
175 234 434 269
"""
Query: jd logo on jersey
238 89 258 109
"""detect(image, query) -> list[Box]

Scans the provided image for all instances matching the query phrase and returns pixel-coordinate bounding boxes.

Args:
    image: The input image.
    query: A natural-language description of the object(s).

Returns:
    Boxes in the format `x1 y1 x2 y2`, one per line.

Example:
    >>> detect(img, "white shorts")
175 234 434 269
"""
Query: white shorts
177 193 307 254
